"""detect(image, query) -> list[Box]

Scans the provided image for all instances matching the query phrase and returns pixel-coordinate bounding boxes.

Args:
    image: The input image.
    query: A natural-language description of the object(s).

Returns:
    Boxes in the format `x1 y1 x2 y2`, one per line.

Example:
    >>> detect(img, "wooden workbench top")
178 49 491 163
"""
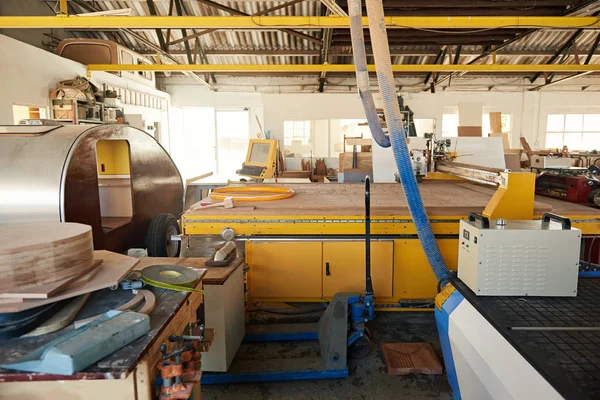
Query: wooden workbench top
135 256 244 285
183 182 556 217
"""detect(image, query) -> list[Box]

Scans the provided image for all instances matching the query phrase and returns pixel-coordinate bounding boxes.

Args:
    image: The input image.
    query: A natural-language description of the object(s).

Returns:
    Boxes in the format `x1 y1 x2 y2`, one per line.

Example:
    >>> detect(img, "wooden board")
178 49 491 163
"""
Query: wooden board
457 126 482 137
73 291 145 329
0 222 94 291
339 152 372 172
183 182 555 217
0 250 138 313
489 112 502 134
22 294 90 337
0 259 103 299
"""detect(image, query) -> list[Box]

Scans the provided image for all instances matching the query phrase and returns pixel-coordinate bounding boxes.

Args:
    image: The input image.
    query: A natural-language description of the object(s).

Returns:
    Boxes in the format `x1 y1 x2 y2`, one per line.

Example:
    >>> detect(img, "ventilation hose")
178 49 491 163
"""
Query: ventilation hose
348 0 390 148
347 0 449 281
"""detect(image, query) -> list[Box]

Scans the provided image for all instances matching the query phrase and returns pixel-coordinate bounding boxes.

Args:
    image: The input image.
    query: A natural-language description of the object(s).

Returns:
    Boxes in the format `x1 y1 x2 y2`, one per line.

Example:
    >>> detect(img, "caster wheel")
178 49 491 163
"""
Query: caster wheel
348 335 372 359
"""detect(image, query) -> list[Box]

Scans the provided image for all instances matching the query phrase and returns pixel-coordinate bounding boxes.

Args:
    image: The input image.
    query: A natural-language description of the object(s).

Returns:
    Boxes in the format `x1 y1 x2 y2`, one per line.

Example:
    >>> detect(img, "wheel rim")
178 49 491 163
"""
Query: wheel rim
165 224 179 257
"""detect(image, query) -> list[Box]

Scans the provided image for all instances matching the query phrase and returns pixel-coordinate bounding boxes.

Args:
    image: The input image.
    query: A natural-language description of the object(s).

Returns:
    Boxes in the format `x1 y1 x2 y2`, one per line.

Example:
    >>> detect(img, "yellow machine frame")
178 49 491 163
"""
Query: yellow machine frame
182 170 600 310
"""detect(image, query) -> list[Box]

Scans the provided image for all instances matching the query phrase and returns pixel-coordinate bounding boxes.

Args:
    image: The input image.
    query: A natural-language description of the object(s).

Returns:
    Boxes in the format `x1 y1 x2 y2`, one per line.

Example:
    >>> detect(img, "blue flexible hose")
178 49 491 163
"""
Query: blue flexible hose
348 0 450 281
348 0 390 148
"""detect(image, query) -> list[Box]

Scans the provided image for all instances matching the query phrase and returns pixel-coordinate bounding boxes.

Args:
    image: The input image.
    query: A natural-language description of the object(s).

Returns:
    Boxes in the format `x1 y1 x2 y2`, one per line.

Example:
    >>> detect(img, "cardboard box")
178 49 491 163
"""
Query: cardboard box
457 126 482 137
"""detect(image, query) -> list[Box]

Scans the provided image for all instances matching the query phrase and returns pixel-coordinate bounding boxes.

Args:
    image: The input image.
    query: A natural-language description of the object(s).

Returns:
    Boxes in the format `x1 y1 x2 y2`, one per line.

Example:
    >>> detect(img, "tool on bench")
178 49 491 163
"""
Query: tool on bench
205 241 237 267
157 325 206 399
190 197 234 211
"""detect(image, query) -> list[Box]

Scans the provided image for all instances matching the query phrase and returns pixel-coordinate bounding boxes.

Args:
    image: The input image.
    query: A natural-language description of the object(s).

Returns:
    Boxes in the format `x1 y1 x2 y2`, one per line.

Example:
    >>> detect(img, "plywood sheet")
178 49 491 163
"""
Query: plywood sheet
339 152 372 172
0 222 94 291
0 251 138 313
185 182 554 218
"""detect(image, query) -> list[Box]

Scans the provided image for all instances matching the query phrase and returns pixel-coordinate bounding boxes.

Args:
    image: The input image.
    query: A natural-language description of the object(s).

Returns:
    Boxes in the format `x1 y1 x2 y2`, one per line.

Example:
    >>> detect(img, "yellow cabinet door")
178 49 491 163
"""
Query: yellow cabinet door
249 241 322 298
322 242 393 297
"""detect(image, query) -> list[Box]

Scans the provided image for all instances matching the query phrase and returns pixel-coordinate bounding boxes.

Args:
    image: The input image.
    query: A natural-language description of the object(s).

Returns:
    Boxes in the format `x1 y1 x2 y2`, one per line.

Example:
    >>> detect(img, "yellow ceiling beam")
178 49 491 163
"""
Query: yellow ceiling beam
2 16 600 29
88 63 600 73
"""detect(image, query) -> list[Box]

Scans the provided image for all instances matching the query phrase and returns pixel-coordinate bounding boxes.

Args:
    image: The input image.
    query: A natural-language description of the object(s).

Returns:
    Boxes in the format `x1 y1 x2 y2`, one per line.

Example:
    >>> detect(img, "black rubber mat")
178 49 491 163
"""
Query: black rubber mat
454 277 600 400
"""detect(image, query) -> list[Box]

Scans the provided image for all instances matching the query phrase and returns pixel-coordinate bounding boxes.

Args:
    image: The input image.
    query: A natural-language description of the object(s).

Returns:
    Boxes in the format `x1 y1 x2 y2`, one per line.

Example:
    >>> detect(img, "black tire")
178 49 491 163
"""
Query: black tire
589 189 600 207
146 213 180 257
348 335 372 359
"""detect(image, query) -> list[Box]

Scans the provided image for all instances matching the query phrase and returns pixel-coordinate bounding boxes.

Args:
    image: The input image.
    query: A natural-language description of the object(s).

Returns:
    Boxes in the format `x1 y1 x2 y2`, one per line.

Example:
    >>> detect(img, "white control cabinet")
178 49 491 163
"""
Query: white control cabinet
458 215 581 296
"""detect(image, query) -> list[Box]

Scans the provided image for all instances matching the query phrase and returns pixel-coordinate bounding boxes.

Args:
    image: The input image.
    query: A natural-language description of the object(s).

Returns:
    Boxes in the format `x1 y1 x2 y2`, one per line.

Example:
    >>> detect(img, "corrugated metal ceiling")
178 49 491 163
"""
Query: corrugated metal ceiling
64 0 600 69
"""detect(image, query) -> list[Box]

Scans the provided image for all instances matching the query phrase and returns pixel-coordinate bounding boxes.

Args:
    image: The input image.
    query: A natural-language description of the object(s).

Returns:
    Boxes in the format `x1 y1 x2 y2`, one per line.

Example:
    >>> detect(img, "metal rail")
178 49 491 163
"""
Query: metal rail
86 63 600 73
1 16 600 29
435 161 503 186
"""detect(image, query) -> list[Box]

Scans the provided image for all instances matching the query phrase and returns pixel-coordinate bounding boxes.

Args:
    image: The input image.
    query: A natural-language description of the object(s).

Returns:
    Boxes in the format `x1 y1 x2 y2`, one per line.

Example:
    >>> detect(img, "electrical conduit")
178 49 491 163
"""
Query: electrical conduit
348 0 390 148
349 0 449 281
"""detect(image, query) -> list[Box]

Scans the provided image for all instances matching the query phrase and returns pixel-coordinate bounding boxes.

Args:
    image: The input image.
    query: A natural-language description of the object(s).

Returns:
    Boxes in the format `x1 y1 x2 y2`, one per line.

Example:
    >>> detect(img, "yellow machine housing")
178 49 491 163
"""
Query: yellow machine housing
239 139 278 179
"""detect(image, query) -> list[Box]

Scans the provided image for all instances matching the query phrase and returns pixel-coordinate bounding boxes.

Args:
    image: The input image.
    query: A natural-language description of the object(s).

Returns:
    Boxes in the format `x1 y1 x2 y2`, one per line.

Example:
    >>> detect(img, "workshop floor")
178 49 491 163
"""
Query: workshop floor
202 311 452 400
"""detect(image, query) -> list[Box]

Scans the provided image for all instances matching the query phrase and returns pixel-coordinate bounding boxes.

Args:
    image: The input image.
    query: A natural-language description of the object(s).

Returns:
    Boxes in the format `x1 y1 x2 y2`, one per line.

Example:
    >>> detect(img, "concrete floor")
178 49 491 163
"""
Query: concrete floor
202 311 452 400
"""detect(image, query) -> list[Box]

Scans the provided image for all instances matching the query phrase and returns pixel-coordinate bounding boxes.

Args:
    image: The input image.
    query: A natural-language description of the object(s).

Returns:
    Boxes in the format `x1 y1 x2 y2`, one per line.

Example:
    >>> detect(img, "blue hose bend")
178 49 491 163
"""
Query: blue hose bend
360 0 450 281
348 0 390 148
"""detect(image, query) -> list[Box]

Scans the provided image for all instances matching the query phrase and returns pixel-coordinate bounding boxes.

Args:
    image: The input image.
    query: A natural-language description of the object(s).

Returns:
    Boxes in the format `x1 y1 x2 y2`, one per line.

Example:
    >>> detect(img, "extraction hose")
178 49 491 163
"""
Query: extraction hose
348 0 390 148
349 0 450 281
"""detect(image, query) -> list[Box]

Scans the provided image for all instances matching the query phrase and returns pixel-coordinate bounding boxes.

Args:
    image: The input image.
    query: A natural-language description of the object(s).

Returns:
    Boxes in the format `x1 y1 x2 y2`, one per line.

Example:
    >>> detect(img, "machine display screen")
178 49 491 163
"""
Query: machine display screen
463 229 470 241
248 143 271 164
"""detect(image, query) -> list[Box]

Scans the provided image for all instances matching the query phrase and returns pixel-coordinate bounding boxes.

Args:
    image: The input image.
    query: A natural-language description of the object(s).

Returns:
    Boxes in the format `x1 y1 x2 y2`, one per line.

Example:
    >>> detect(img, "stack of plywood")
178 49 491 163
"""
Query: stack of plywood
0 223 138 319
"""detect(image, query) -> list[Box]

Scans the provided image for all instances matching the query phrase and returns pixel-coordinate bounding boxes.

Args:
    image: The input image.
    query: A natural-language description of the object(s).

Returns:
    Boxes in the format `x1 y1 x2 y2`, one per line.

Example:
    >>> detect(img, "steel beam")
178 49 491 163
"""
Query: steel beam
87 63 600 73
133 48 600 57
145 0 168 51
3 16 600 29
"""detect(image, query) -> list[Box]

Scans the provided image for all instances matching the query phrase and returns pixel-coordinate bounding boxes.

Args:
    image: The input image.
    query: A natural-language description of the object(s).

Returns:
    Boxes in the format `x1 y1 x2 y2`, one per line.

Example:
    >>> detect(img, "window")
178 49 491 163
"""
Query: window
482 114 511 135
442 114 458 137
284 120 311 146
546 114 600 151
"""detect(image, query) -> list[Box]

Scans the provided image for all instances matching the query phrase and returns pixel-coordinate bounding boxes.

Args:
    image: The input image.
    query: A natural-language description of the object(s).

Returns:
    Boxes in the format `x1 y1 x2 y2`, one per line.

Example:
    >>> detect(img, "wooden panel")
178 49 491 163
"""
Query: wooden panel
489 112 502 134
339 152 372 172
0 222 93 291
322 242 393 297
250 242 322 298
0 250 138 313
457 126 482 137
393 239 458 300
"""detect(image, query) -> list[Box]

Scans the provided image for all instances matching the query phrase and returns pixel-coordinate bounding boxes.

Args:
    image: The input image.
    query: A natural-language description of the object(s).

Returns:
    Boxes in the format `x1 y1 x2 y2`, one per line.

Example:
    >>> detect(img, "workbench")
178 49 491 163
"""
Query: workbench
181 182 600 308
135 257 246 372
0 258 208 400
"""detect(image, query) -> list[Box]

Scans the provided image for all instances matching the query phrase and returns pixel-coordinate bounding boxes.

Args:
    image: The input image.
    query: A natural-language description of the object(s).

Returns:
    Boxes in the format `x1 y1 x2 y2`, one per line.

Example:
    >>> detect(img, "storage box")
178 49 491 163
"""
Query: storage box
458 217 581 296
53 109 72 120
457 126 482 137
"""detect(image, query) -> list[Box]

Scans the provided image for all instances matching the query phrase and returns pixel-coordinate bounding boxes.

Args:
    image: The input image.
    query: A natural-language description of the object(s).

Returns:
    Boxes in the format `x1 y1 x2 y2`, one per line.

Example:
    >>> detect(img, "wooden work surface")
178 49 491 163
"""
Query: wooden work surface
185 182 558 217
135 256 244 285
0 259 207 383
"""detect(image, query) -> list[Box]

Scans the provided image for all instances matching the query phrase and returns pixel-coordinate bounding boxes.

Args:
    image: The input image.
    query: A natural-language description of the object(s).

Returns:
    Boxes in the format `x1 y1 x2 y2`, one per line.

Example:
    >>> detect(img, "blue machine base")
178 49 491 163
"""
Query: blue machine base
201 368 348 384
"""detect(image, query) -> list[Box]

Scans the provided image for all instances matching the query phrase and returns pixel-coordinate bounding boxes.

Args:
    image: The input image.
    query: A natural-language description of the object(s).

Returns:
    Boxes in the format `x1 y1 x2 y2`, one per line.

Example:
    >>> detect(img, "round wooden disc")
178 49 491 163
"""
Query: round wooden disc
0 222 94 291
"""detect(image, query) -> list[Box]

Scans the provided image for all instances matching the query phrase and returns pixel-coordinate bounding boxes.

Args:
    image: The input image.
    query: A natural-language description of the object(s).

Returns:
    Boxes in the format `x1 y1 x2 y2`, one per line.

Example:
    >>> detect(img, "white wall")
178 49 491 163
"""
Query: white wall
0 34 171 147
262 91 600 151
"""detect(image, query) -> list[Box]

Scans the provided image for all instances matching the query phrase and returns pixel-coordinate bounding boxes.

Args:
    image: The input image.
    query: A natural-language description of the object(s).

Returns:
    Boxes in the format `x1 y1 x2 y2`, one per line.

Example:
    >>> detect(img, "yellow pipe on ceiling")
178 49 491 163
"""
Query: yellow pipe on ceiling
88 63 600 73
1 16 600 29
